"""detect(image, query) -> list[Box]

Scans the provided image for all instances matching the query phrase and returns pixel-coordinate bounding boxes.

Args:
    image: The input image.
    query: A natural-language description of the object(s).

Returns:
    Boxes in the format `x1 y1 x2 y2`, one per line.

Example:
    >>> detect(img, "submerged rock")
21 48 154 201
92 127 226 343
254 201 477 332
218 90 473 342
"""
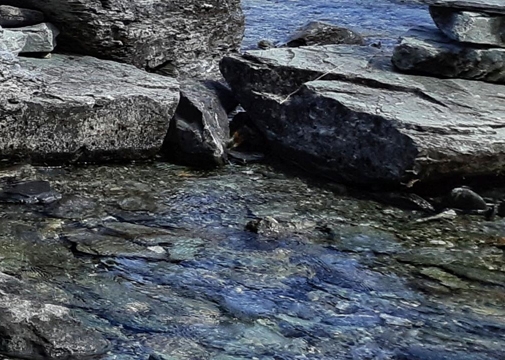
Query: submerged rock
220 45 505 186
392 26 505 83
0 180 61 204
0 272 110 360
161 79 230 167
8 22 59 54
0 5 44 28
285 21 364 47
430 7 505 47
0 53 179 164
1 0 245 76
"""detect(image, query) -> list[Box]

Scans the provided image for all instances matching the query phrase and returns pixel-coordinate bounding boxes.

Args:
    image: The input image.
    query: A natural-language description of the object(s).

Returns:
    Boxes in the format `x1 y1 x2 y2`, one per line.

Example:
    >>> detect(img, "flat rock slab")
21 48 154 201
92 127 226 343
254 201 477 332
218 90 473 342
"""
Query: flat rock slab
392 26 505 83
1 0 244 77
0 52 179 164
430 7 505 47
0 5 44 28
220 45 505 186
8 22 59 53
0 26 26 55
422 0 505 15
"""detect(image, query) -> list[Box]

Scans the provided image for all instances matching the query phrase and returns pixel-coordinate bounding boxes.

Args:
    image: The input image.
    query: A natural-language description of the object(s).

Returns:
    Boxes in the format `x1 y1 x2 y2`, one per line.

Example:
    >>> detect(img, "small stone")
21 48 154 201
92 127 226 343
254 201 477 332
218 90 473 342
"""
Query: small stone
285 21 364 47
257 39 275 50
0 5 44 28
449 187 488 211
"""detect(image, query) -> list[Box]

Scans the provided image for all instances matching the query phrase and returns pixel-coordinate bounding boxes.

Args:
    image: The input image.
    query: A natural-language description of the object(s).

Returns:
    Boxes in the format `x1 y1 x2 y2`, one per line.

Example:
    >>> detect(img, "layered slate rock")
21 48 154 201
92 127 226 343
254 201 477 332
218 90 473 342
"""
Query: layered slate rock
0 272 110 359
8 22 59 53
161 80 231 167
0 5 44 27
1 0 245 76
285 21 364 47
0 26 26 54
430 7 505 47
0 52 179 164
220 45 505 186
422 0 505 15
392 26 505 83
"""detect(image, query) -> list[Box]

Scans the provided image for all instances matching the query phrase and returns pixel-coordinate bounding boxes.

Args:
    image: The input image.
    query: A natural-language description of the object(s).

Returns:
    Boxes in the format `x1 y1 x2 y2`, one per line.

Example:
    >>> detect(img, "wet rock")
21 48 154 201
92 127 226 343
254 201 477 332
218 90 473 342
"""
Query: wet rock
392 26 505 84
45 195 99 219
449 187 488 210
8 23 59 54
1 0 245 77
422 0 505 15
0 180 61 204
0 5 44 28
245 216 282 236
0 53 179 164
0 272 110 360
161 79 230 167
373 192 436 213
414 209 457 223
257 39 275 50
285 21 364 47
228 111 268 157
220 45 505 186
430 7 505 48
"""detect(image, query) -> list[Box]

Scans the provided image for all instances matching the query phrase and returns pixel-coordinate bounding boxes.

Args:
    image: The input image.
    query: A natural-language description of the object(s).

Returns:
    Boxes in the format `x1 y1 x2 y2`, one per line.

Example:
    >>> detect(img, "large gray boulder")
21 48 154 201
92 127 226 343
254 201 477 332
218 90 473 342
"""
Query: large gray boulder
430 7 505 47
392 26 505 84
0 5 44 27
220 45 505 186
0 52 179 164
0 0 245 77
422 0 505 15
0 26 26 54
0 272 110 359
8 22 59 53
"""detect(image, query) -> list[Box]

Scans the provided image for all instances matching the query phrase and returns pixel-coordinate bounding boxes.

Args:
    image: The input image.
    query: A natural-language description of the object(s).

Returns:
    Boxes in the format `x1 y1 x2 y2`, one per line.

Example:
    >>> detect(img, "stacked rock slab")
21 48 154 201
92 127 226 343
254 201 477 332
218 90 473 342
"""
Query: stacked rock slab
393 0 505 84
0 52 179 163
220 45 505 186
0 5 59 54
0 0 245 77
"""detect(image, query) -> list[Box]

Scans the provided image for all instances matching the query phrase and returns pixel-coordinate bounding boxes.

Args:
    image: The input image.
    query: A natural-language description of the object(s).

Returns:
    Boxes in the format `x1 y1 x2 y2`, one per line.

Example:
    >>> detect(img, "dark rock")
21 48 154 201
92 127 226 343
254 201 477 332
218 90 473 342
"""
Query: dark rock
421 0 505 15
44 195 98 219
200 80 239 114
0 52 179 164
449 187 488 210
373 192 436 213
246 216 282 236
497 200 505 217
0 272 110 360
258 39 275 50
229 111 268 154
161 79 230 167
392 26 505 84
0 180 61 204
430 7 505 48
227 149 265 164
0 5 44 28
0 0 245 77
8 23 59 54
285 21 364 47
220 45 505 186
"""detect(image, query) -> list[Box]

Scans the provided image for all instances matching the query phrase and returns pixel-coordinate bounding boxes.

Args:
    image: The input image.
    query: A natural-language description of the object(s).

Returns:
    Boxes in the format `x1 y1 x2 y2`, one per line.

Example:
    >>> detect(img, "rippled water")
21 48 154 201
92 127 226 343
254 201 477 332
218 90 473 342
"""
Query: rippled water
242 0 432 48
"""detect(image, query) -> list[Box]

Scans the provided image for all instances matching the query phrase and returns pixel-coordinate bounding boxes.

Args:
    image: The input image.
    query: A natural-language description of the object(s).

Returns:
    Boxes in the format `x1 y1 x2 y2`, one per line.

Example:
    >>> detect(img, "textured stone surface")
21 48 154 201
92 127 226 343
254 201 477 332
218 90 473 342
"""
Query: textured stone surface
430 7 505 47
0 272 110 360
0 26 26 54
0 52 179 164
285 21 364 47
0 5 44 27
161 80 230 167
392 26 505 84
422 0 505 15
0 0 244 77
9 22 59 53
220 45 505 185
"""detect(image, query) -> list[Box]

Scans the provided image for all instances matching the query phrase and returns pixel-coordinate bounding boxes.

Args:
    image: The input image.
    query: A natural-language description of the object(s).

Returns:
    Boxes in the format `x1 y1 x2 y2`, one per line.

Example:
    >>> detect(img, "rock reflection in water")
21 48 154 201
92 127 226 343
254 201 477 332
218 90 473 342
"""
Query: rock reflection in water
0 163 504 359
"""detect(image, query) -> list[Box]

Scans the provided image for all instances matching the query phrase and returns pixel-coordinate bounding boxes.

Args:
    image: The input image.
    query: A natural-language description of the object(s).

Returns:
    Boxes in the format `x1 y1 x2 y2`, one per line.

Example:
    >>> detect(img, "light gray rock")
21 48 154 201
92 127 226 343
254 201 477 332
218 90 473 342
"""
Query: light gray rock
422 0 505 15
285 21 364 47
0 271 110 359
0 52 179 164
0 26 26 55
392 26 505 84
430 7 505 47
0 5 44 28
1 0 245 77
220 45 505 186
161 80 231 167
8 23 59 53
